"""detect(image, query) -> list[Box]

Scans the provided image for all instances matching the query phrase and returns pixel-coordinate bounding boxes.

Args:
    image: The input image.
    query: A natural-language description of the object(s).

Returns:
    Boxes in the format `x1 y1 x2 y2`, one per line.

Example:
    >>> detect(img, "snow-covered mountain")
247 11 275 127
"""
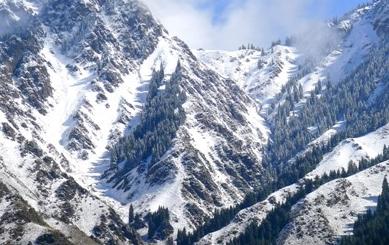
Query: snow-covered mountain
195 2 380 117
198 123 389 244
0 0 388 244
194 46 300 114
0 0 270 243
194 1 389 244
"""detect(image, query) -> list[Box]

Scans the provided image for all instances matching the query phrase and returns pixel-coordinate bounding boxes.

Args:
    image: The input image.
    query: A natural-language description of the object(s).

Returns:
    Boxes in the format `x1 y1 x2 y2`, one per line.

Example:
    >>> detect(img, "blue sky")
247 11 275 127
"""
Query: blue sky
202 0 369 23
143 0 370 50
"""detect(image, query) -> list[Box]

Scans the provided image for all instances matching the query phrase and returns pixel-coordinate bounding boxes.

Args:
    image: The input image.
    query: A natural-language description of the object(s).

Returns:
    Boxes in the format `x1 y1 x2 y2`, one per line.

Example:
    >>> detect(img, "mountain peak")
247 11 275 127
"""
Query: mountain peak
0 0 388 244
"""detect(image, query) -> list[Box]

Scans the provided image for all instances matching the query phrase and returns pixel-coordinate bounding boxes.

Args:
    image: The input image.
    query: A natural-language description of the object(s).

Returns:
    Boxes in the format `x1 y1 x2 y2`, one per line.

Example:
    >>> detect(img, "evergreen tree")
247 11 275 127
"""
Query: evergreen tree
377 177 389 212
147 207 174 241
268 42 389 171
128 204 135 224
347 161 358 175
110 61 187 178
133 213 146 229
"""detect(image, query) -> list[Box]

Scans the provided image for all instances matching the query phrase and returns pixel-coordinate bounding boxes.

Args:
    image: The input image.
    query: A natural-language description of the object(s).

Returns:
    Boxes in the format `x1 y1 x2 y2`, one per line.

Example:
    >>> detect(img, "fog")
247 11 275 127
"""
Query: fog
0 1 32 36
143 0 363 50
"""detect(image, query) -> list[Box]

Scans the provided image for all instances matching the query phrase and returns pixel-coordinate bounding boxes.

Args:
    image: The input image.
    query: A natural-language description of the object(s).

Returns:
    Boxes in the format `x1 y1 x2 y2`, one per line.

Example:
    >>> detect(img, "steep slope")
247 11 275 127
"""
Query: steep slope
195 45 300 113
0 0 270 242
198 123 389 244
306 123 389 179
0 129 141 244
196 3 379 117
104 37 270 231
195 1 389 243
0 0 164 243
277 161 389 245
198 183 299 244
1 0 388 243
0 181 76 245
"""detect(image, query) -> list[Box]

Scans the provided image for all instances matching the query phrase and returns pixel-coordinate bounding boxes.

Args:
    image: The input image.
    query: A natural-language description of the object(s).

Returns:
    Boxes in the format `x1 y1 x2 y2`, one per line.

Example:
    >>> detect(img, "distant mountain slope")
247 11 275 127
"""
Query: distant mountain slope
197 122 389 244
195 0 389 244
194 46 300 108
195 3 380 117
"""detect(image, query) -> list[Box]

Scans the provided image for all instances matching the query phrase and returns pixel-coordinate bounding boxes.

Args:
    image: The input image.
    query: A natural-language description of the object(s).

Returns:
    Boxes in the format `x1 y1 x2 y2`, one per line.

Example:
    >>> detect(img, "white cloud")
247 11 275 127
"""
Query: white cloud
141 0 335 50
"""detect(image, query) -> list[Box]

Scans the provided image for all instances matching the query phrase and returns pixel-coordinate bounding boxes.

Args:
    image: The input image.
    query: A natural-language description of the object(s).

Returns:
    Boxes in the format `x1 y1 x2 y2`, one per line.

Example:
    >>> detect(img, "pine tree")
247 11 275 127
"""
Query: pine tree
147 207 173 240
347 161 358 174
377 176 389 212
111 61 186 175
128 204 134 224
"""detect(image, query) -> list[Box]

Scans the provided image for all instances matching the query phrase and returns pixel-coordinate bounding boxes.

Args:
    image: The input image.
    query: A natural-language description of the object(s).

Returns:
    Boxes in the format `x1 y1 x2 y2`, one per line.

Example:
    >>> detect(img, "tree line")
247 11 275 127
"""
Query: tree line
267 41 389 179
177 145 389 245
226 146 389 245
110 62 187 181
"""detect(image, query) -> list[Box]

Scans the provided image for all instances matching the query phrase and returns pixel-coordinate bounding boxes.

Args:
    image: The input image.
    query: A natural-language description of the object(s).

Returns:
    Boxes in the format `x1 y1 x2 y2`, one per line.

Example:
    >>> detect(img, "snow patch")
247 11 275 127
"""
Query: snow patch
307 123 389 179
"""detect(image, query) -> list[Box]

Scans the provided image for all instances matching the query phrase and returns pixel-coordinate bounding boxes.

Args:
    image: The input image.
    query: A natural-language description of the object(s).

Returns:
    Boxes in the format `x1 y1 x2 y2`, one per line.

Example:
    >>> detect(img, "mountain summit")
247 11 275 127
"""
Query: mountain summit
0 0 388 244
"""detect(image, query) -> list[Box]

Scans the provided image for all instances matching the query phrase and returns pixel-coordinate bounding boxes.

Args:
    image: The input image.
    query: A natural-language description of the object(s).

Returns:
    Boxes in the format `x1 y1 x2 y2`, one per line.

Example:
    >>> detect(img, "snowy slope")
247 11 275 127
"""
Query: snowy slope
196 3 379 119
197 122 389 245
101 36 270 231
306 123 389 178
195 45 300 111
325 5 379 84
193 49 264 88
198 184 300 244
0 0 162 243
0 0 387 243
194 3 386 242
0 128 137 244
0 181 75 245
0 0 270 241
278 161 389 245
194 3 386 241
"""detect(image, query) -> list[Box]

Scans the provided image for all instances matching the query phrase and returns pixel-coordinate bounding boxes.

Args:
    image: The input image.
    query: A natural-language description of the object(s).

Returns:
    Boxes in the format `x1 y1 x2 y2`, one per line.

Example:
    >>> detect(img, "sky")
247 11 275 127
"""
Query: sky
142 0 370 50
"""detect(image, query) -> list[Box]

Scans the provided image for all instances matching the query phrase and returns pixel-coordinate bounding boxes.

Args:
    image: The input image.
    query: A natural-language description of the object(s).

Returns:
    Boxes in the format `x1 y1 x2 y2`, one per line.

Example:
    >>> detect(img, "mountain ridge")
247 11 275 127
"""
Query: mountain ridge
0 0 388 244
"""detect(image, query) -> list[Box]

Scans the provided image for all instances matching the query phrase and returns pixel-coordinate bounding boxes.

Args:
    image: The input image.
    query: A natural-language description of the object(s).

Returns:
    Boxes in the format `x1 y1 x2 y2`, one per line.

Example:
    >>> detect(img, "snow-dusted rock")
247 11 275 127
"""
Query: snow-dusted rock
278 161 389 245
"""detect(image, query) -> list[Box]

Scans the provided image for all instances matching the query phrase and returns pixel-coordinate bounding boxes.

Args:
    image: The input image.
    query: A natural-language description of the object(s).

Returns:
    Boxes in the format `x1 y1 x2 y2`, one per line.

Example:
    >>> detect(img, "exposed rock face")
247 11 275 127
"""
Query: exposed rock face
0 181 81 245
0 0 269 242
277 162 389 245
195 1 389 244
0 0 162 243
1 0 387 243
103 34 270 229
